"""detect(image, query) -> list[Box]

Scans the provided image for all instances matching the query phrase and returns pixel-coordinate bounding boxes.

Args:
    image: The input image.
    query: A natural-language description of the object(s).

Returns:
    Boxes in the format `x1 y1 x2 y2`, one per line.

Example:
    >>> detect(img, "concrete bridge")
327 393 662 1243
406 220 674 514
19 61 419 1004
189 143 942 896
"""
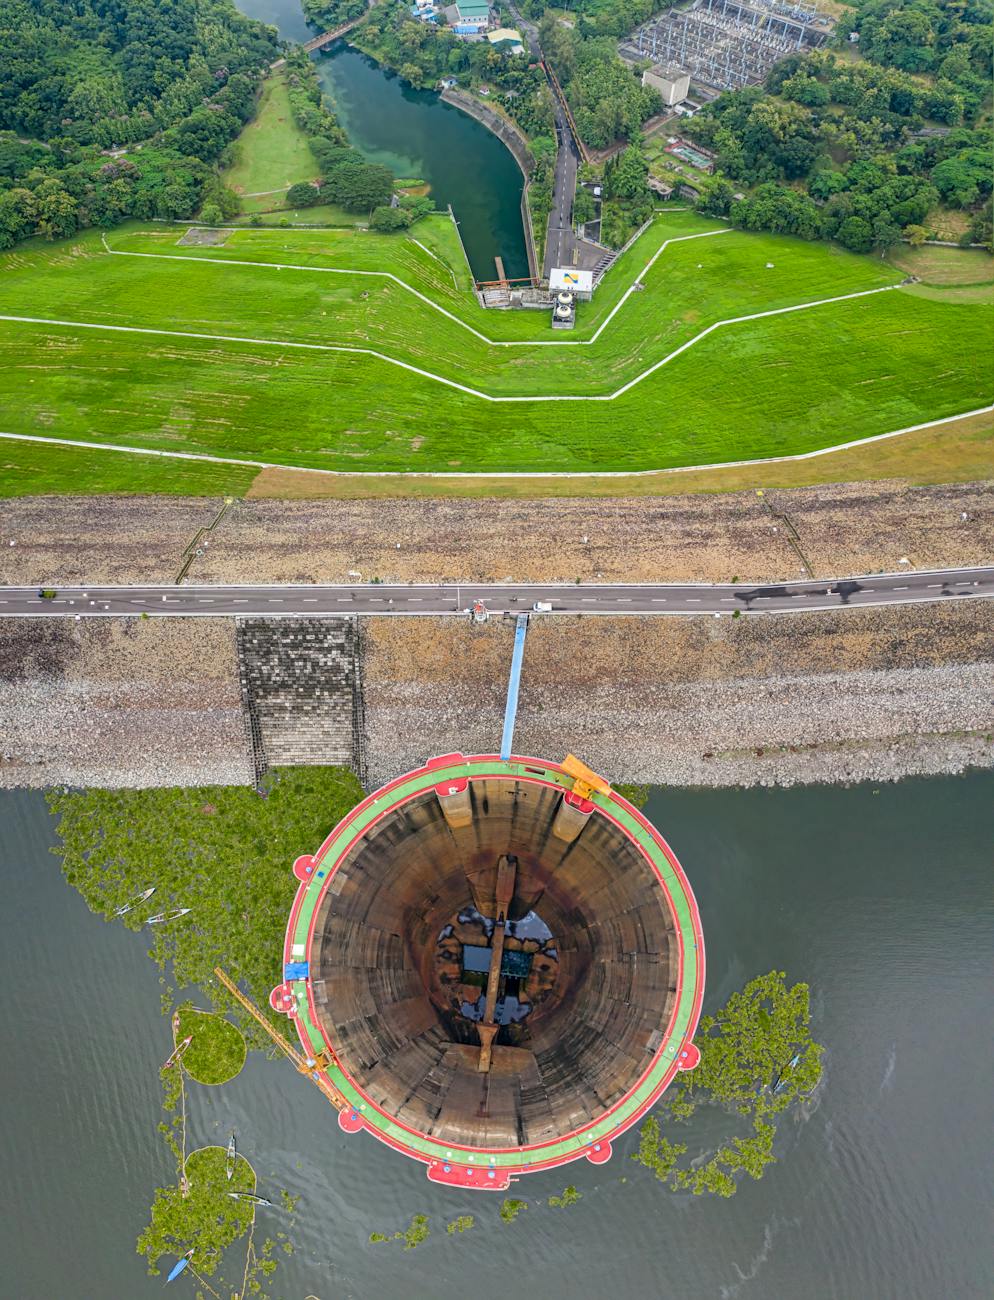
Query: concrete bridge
270 5 372 70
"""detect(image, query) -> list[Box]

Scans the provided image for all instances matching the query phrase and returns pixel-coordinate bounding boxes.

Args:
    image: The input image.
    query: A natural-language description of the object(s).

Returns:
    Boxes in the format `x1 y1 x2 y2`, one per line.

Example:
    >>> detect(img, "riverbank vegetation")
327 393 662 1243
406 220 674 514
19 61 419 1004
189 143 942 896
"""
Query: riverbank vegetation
2 211 989 477
634 971 823 1197
0 0 279 248
683 0 993 252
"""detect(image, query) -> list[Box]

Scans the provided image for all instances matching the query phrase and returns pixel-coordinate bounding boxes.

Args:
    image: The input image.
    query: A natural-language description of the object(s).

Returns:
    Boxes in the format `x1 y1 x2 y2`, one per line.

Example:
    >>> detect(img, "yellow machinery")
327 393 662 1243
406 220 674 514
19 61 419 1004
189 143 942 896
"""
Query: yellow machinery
562 754 612 801
213 966 347 1112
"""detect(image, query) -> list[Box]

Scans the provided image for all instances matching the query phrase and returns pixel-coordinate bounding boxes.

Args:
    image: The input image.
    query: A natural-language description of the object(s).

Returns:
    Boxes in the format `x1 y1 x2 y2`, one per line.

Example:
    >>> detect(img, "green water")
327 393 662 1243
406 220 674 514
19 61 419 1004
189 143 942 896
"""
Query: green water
2 773 992 1297
234 0 529 279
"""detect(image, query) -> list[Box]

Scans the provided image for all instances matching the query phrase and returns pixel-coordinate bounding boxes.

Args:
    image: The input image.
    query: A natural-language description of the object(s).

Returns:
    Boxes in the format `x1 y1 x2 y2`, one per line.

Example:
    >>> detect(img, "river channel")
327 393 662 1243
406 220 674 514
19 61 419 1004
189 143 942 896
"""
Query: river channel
2 774 992 1298
235 0 529 280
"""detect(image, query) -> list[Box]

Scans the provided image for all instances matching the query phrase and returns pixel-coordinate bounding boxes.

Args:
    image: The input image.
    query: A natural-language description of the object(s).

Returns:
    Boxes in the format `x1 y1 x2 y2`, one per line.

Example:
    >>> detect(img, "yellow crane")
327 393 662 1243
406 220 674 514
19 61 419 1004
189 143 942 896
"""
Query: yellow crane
213 966 348 1112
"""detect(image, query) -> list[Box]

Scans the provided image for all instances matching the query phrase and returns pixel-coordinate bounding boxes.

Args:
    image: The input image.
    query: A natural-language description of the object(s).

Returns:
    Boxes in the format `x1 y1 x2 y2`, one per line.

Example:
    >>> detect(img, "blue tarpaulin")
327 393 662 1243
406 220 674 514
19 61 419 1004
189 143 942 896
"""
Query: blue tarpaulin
284 961 310 980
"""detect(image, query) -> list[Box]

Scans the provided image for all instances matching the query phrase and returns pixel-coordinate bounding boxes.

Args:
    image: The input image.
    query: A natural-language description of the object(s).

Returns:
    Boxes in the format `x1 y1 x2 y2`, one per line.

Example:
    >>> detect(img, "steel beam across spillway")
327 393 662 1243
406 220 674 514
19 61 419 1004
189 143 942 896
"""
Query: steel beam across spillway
280 754 705 1177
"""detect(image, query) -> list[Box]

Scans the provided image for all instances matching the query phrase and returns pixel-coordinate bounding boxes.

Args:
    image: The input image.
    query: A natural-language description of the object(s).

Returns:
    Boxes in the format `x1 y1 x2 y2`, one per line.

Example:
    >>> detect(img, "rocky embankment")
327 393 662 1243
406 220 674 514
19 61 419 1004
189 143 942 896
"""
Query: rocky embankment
4 480 989 587
361 605 994 789
0 619 249 788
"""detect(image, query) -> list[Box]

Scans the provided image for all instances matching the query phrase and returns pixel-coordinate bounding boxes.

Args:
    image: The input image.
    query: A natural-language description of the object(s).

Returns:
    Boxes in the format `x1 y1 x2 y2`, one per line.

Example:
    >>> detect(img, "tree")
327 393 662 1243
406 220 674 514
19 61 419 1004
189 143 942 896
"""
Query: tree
836 214 874 253
199 201 222 225
323 156 395 213
34 178 79 239
697 174 734 217
370 204 411 232
904 223 927 247
606 145 649 202
285 181 321 208
872 212 901 253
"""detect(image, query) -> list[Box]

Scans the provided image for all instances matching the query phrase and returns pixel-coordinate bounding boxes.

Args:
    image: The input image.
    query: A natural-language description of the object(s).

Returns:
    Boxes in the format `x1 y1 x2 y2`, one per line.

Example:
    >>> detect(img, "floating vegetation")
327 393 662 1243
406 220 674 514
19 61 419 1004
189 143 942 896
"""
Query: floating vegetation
446 1215 475 1234
174 1004 247 1086
548 1186 582 1208
499 1198 528 1224
634 970 824 1197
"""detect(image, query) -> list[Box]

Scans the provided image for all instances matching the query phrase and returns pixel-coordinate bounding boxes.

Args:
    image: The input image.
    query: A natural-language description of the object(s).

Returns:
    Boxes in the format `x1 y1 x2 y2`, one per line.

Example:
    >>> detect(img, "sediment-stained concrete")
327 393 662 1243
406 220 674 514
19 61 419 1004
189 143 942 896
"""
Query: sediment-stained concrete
0 618 249 788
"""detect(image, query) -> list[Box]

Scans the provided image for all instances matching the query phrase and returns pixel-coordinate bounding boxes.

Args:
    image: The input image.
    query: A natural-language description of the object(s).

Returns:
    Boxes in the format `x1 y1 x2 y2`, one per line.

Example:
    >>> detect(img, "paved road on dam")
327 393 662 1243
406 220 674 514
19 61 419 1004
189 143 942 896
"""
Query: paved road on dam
2 569 992 617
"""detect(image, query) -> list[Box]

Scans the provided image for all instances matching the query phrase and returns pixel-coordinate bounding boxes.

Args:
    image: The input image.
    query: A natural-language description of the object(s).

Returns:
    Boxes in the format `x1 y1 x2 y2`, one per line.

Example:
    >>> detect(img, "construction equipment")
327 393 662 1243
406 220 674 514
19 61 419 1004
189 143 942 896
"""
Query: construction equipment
561 754 612 801
213 966 347 1111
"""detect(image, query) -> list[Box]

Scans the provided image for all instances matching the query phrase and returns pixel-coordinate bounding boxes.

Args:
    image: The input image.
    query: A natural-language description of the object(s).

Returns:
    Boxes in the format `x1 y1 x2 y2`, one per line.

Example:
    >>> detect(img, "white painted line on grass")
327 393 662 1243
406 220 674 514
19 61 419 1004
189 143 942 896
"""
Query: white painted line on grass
0 283 904 406
1 401 990 481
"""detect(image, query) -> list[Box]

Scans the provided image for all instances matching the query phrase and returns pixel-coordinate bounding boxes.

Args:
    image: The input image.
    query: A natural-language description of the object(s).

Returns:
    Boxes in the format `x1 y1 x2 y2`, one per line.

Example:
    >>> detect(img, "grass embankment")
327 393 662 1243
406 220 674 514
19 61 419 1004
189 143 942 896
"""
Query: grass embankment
175 1004 247 1085
221 72 357 226
223 73 320 210
0 212 989 481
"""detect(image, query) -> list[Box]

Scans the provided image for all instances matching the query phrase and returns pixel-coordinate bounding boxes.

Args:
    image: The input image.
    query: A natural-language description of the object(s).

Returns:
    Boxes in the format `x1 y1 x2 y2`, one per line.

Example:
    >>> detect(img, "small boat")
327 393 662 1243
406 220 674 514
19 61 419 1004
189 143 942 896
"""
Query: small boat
773 1052 802 1094
225 1132 237 1181
114 886 155 916
165 1249 194 1283
228 1190 273 1208
162 1036 193 1071
146 908 191 925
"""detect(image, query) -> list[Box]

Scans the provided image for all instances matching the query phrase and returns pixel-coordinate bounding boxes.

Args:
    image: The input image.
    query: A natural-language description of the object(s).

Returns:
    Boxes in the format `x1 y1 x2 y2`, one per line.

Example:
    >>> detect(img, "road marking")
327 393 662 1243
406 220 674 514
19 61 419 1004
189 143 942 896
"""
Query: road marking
686 598 700 603
719 597 735 602
233 598 248 603
894 586 909 590
927 583 942 588
302 598 317 602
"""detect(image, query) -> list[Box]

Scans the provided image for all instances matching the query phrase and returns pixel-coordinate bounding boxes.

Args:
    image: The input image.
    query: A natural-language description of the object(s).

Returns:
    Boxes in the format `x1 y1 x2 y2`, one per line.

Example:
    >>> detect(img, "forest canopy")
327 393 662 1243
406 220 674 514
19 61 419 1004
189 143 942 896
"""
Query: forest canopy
0 0 280 245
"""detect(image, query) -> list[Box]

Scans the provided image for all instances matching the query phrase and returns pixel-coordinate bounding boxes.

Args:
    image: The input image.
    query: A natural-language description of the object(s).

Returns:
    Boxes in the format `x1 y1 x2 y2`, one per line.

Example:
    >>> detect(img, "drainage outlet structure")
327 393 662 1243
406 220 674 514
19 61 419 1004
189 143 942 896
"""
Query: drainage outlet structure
273 753 705 1190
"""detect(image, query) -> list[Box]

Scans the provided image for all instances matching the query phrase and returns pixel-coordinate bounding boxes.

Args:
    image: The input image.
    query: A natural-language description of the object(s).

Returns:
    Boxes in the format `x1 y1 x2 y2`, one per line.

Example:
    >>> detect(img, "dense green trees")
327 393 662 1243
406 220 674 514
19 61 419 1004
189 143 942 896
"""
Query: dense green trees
0 0 279 247
685 28 992 250
539 16 659 149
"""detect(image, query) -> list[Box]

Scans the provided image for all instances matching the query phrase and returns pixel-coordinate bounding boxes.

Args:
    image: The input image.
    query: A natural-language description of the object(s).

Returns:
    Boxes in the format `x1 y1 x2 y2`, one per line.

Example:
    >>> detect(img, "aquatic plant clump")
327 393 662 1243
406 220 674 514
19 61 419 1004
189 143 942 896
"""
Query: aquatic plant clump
174 1004 247 1085
138 1146 255 1277
633 970 823 1197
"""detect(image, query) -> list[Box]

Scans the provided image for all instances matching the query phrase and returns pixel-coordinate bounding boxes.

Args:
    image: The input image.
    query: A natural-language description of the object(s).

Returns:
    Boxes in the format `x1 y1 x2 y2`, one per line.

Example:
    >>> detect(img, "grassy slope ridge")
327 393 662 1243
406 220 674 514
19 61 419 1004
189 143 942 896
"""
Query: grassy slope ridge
222 74 320 207
0 213 989 474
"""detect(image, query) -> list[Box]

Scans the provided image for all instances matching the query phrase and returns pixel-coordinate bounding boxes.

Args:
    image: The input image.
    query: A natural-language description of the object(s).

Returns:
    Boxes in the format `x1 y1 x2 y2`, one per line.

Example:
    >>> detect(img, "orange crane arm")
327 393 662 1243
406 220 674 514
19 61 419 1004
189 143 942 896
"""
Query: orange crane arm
213 966 347 1111
562 754 612 800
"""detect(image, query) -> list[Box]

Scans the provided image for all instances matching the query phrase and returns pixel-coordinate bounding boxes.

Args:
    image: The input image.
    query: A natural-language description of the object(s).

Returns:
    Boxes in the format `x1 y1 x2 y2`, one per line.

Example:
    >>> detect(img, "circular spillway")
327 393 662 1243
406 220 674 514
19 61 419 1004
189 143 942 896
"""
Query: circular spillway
277 754 704 1188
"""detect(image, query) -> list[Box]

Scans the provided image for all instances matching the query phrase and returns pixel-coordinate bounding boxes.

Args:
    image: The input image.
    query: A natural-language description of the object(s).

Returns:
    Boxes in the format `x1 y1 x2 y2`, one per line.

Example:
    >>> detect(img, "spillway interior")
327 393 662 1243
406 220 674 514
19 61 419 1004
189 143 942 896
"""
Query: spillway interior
310 777 680 1149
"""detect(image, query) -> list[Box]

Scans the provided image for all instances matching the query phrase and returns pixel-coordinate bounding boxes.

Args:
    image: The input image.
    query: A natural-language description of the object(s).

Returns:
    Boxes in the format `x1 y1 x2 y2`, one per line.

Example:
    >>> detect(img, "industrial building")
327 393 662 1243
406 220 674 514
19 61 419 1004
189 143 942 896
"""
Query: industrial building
274 752 704 1187
621 0 831 93
549 267 593 300
642 65 691 106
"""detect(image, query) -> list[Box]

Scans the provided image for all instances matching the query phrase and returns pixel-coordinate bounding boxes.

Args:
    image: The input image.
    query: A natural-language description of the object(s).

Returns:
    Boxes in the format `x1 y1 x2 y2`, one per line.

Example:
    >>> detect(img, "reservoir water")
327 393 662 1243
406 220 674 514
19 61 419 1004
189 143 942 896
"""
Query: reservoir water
2 774 992 1298
234 0 529 280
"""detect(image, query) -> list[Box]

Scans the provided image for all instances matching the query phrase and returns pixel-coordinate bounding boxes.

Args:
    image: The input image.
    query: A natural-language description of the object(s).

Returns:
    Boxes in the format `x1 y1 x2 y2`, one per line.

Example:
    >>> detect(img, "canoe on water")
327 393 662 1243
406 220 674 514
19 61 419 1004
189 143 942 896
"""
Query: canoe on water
166 1249 194 1283
228 1191 273 1207
162 1036 193 1070
773 1053 802 1094
145 907 191 925
226 1132 237 1181
114 886 155 916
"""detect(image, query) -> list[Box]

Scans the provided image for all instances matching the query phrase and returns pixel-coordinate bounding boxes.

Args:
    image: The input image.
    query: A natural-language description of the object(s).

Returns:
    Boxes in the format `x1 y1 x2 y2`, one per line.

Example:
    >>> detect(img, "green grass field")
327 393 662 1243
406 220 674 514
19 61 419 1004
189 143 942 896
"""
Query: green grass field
222 73 319 209
0 211 989 486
